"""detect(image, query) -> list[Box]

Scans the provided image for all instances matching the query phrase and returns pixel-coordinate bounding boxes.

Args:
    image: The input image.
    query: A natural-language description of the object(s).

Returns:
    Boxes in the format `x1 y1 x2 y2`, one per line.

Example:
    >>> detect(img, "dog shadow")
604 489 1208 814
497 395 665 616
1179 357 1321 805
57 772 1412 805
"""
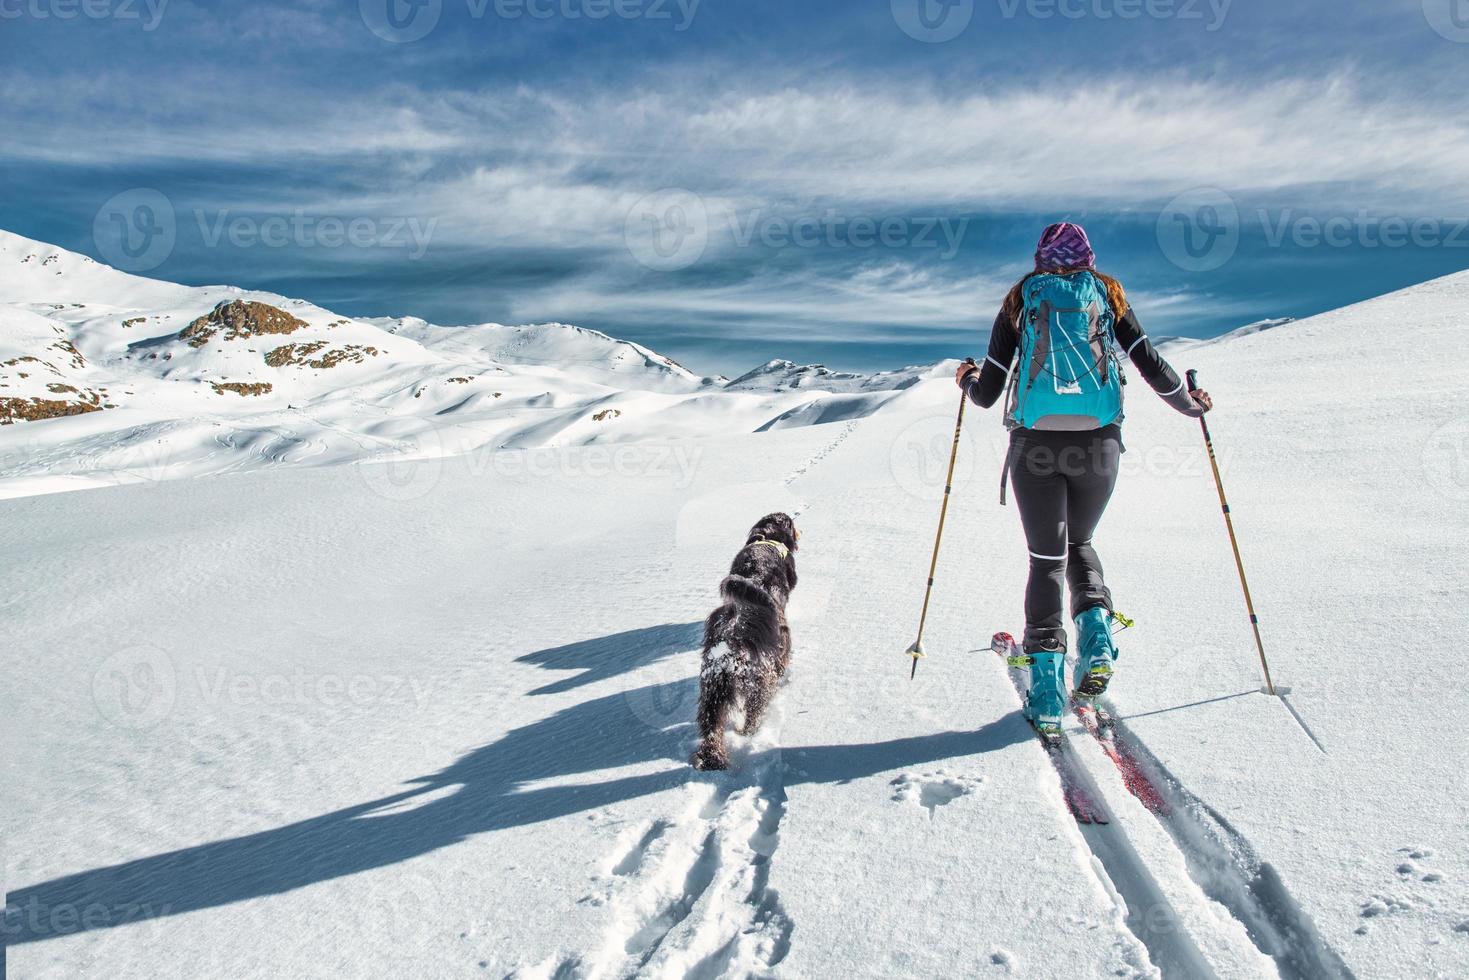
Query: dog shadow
782 713 1031 787
6 629 1025 947
515 621 705 695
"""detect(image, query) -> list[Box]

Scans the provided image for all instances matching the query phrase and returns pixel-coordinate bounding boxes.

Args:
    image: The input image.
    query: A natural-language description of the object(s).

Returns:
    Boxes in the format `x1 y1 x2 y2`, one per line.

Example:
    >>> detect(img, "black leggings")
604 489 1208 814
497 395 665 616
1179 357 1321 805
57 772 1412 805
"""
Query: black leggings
1008 426 1122 652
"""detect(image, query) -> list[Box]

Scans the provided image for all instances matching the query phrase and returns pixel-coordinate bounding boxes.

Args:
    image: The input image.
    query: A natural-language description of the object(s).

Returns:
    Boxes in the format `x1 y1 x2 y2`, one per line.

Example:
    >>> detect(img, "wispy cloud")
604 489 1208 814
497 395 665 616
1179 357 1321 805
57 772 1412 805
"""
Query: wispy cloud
5 34 1466 370
7 72 1468 216
515 260 1012 340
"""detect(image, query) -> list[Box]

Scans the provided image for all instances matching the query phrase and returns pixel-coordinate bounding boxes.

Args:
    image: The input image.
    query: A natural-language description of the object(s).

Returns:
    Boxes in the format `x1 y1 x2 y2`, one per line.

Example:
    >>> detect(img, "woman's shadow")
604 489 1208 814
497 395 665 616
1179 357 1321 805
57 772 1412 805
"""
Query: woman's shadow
5 623 1026 945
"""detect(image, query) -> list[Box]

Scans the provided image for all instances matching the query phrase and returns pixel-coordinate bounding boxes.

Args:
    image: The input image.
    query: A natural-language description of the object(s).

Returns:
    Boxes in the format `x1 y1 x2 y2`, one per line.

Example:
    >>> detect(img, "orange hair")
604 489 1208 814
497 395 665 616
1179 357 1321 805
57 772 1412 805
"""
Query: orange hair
1001 269 1129 327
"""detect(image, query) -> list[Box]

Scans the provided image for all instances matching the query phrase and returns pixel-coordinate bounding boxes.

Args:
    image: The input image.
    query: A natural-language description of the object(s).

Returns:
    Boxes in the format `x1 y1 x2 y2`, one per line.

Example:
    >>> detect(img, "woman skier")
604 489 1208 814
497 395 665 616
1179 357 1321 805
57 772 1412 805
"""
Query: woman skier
957 222 1212 733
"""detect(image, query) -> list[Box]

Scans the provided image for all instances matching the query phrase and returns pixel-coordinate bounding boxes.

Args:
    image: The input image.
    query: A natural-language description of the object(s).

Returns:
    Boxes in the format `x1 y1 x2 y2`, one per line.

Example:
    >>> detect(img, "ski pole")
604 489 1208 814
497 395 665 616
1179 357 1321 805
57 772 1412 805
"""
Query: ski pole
1186 369 1277 696
906 359 974 680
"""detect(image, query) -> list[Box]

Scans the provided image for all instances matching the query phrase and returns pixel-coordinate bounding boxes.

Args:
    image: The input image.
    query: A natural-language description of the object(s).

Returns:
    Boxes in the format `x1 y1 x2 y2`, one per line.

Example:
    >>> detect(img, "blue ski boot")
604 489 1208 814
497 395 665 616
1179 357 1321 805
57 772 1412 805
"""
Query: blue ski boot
1024 638 1068 735
1073 606 1119 699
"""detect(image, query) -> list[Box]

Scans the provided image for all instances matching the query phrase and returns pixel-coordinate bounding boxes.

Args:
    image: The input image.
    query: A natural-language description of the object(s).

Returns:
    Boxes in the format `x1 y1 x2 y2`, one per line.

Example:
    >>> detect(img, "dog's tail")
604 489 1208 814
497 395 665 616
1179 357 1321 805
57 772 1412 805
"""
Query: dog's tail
703 575 783 670
719 574 775 610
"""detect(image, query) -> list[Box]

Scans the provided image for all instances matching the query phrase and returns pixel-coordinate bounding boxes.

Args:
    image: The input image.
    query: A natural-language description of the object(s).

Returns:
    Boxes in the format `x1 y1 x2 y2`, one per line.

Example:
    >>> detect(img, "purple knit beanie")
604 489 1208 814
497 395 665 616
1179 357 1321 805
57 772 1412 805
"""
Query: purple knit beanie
1034 222 1096 272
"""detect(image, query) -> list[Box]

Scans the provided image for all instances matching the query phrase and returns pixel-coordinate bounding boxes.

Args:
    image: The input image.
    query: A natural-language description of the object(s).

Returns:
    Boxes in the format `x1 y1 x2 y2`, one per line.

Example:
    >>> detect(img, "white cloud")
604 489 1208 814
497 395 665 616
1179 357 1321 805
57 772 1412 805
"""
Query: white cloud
8 72 1465 217
5 66 1462 357
506 259 1015 343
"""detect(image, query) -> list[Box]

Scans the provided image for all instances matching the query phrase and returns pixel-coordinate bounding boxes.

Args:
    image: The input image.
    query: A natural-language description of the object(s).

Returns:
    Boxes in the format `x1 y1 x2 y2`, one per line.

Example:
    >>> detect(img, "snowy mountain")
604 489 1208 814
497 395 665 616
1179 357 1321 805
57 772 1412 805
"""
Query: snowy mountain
4 235 1468 978
374 317 706 393
0 230 917 498
725 359 924 394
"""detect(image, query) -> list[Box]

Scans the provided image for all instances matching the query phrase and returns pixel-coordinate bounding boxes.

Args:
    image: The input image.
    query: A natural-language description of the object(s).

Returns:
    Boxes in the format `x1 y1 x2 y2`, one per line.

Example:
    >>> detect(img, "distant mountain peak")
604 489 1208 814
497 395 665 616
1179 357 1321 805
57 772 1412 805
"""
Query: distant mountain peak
726 360 861 391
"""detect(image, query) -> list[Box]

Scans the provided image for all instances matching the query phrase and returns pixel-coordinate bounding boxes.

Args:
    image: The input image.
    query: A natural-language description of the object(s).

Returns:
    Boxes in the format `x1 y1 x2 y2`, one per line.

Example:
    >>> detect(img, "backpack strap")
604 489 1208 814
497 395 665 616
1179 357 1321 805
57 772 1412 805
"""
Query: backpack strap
999 440 1015 506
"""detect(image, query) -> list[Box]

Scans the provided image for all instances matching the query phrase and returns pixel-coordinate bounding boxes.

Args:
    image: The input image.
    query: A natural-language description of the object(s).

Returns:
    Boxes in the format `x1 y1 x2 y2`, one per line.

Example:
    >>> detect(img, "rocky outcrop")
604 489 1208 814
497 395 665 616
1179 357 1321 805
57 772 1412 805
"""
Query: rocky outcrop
1 382 108 424
0 397 104 424
210 381 274 397
181 301 308 348
264 342 380 369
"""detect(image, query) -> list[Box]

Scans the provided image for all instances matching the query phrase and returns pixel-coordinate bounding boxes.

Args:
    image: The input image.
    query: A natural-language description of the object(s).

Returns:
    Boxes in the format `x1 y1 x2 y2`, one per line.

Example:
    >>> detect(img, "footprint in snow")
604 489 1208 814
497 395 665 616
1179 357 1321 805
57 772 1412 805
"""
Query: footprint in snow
609 819 671 877
1395 847 1446 884
1357 892 1416 933
890 771 982 818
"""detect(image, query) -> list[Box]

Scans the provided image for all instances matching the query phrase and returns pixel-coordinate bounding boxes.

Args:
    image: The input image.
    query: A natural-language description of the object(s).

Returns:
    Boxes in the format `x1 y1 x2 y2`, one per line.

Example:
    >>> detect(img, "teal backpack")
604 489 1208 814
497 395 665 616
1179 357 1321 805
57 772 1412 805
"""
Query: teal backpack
1004 271 1125 431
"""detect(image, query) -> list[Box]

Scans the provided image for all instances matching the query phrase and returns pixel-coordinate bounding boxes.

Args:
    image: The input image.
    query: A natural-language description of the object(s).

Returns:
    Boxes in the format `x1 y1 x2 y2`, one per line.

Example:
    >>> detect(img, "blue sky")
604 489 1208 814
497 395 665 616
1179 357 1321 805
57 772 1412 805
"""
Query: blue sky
3 0 1467 373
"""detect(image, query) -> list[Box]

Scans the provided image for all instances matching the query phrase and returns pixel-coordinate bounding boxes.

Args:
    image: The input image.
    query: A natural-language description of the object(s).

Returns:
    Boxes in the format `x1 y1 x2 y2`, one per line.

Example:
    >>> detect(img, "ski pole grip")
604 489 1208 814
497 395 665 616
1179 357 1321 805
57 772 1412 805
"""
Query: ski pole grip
1186 369 1200 393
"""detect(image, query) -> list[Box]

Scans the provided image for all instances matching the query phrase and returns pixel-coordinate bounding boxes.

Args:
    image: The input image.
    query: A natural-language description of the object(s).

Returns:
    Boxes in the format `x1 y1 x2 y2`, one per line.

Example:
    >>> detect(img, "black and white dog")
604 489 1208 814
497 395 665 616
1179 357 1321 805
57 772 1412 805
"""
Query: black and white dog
691 513 800 771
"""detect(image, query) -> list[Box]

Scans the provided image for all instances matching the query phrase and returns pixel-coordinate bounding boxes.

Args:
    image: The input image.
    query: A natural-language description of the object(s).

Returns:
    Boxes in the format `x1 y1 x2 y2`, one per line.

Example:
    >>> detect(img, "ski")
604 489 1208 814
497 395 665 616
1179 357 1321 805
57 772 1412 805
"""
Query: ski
1072 700 1170 815
991 632 1110 826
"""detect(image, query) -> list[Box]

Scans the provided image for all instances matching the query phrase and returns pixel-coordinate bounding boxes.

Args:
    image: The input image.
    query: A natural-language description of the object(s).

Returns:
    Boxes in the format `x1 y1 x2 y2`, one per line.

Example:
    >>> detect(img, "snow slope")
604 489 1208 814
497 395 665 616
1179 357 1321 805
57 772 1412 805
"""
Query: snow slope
4 267 1468 979
0 230 923 499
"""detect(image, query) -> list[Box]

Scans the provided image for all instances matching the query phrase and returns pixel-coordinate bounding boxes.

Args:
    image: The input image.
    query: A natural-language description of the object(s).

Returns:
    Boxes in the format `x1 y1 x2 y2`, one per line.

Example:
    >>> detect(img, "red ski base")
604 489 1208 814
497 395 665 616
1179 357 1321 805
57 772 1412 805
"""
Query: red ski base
1073 702 1170 815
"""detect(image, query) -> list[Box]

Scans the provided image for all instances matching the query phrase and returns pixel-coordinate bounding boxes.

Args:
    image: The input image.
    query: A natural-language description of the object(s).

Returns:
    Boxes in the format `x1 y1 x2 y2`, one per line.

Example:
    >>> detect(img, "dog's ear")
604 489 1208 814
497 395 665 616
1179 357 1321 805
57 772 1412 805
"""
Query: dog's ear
780 514 800 552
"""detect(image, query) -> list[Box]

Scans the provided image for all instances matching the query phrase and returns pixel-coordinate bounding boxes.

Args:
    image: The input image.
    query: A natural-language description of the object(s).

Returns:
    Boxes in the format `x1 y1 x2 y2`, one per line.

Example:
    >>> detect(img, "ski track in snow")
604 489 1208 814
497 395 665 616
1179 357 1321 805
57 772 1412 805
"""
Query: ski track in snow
546 733 792 980
997 641 1355 979
526 421 858 979
1094 703 1356 980
994 657 1217 977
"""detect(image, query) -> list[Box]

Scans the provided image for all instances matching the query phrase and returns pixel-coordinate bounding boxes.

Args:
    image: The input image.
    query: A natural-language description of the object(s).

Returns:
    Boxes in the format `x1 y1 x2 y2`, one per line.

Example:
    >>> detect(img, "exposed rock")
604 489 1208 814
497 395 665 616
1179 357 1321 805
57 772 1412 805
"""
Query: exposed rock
1 382 106 424
211 381 274 397
264 342 380 369
593 409 622 422
0 397 104 424
51 340 85 370
265 341 327 367
181 301 309 348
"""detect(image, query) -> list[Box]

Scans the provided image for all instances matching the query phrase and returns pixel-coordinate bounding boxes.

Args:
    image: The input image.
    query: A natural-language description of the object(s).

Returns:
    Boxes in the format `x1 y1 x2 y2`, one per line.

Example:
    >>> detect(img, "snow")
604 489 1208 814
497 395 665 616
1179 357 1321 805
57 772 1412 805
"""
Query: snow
0 229 924 500
3 232 1468 979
